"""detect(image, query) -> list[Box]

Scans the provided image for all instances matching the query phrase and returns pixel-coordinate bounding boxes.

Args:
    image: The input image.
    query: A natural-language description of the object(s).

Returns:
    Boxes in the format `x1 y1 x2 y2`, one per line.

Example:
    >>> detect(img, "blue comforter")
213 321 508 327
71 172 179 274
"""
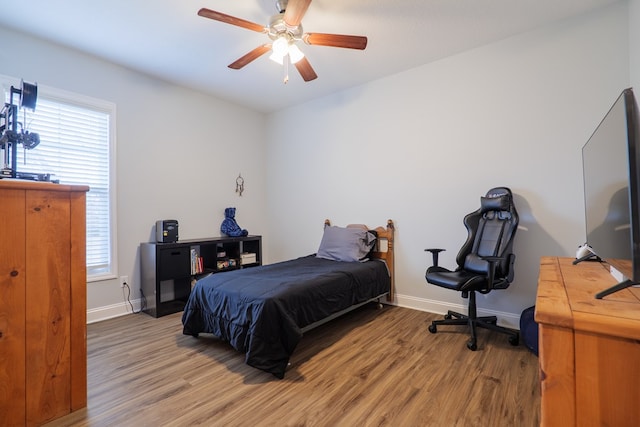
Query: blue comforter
181 255 390 378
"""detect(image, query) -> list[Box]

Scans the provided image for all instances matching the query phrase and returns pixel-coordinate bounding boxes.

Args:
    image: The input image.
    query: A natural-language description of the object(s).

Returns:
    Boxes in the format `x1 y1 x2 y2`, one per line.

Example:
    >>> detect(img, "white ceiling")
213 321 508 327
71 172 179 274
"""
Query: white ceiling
0 0 620 113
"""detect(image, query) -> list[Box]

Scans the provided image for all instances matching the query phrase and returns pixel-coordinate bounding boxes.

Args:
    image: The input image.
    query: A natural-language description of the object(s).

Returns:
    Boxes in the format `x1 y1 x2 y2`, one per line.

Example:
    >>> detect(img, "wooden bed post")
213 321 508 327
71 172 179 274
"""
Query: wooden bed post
385 219 395 302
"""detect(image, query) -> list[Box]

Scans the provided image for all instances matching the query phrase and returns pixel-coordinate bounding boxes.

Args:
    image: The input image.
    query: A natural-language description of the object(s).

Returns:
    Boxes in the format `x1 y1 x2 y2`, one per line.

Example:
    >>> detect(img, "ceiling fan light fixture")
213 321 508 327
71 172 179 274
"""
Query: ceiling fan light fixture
272 36 289 57
288 44 304 64
269 51 284 65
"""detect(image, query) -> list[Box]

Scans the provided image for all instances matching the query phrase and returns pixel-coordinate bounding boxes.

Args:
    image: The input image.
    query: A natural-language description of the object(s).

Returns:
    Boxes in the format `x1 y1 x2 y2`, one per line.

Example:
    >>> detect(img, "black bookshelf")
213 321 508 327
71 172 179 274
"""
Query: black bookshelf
140 235 262 317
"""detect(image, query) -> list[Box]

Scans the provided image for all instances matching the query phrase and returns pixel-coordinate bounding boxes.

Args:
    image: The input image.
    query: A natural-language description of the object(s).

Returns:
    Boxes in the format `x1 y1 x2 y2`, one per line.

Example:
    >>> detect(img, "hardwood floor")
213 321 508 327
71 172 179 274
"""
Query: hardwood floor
45 305 540 426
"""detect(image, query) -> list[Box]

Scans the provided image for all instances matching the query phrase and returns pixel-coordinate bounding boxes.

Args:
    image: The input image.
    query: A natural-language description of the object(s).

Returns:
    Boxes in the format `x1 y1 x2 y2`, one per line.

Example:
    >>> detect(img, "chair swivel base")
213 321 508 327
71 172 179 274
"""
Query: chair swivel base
428 310 520 351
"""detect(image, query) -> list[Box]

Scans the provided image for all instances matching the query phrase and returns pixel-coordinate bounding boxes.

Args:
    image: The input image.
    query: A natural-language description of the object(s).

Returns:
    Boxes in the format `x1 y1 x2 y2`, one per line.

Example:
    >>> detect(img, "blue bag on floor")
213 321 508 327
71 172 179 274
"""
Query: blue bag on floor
519 306 539 356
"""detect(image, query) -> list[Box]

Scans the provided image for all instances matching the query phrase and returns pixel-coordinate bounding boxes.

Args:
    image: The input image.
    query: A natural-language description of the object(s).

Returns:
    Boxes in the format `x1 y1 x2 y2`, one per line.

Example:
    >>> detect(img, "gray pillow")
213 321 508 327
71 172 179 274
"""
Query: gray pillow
316 226 376 262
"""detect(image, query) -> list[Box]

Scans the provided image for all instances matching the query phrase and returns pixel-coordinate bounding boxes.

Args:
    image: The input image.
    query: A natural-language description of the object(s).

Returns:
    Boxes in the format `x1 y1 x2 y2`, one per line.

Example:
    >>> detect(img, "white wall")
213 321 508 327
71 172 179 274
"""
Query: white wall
0 27 268 321
0 2 632 327
265 3 630 327
631 0 640 89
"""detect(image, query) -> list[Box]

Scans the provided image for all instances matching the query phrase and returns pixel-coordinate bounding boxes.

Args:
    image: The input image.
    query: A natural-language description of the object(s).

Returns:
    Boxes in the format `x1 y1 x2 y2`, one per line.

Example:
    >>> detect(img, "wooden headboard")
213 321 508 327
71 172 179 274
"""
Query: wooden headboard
324 219 395 302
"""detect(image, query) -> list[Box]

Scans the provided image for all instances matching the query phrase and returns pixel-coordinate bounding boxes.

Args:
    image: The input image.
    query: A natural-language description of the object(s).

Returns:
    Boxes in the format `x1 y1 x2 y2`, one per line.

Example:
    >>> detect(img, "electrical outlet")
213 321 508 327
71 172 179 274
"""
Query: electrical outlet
119 275 128 288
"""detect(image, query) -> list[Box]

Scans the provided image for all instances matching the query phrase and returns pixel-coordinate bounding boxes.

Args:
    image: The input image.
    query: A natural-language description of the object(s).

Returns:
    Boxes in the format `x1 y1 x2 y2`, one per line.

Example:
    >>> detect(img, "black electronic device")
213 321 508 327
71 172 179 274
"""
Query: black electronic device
0 80 40 179
156 220 179 243
581 87 640 298
15 171 56 183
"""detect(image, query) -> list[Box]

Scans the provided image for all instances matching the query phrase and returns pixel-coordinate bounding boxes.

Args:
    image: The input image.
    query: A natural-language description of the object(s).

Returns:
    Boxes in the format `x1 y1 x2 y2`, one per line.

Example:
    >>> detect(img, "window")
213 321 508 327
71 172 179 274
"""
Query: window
2 77 116 281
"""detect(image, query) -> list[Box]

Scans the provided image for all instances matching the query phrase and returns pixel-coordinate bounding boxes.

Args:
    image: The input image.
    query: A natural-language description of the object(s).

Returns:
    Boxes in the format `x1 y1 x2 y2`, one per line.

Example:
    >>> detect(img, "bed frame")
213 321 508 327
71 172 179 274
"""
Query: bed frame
300 219 395 333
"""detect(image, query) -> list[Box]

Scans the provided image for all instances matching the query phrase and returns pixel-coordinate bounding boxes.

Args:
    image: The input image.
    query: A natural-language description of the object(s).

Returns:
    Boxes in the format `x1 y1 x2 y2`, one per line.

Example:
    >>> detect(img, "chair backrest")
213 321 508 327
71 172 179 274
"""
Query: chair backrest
455 187 519 284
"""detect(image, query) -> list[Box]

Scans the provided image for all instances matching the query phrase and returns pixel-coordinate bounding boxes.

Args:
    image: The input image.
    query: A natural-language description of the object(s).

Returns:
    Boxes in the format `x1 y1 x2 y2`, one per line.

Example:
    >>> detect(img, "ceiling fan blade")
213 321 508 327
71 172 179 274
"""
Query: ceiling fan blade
228 44 272 69
198 8 266 33
294 57 318 82
283 0 312 28
303 33 368 50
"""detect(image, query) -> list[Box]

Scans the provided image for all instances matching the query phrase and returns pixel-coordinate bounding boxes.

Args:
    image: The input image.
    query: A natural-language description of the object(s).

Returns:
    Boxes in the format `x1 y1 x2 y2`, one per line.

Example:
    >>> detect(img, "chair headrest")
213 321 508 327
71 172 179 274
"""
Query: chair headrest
480 195 510 213
480 187 513 214
485 187 511 199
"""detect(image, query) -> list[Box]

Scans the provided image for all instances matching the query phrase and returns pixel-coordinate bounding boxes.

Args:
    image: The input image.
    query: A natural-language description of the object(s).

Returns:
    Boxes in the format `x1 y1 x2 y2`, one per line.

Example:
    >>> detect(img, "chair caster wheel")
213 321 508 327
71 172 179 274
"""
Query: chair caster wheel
444 313 452 320
508 335 519 346
428 324 437 333
467 340 477 351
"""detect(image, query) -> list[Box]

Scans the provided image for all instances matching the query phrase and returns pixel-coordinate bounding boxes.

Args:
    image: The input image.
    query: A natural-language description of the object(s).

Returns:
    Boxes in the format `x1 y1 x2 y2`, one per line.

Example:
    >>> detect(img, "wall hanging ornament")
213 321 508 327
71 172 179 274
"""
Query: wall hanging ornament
236 173 244 196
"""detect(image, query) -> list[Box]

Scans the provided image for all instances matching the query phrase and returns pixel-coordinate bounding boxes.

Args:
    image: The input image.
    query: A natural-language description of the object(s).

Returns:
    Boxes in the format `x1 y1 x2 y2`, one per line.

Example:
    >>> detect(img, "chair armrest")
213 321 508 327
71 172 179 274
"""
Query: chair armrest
479 255 505 291
425 248 445 267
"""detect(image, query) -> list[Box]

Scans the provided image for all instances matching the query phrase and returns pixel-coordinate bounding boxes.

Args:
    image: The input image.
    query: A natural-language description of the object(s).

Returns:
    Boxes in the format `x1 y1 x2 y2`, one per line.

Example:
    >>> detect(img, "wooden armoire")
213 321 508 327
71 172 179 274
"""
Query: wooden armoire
0 180 89 426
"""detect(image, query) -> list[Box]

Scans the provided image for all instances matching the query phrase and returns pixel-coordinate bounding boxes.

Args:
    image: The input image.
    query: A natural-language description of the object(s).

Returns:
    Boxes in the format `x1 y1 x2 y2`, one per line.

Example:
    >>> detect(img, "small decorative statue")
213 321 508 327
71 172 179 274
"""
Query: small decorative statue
220 207 248 237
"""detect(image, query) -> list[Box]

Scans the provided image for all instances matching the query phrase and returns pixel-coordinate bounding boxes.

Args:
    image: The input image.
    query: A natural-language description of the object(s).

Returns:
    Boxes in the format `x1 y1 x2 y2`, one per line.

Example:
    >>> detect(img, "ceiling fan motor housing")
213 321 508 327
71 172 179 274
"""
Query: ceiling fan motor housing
268 13 303 41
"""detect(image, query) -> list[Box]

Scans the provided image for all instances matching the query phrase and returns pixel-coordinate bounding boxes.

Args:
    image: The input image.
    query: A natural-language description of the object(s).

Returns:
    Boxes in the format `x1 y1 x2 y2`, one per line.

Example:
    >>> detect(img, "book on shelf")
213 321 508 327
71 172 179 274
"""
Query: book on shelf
190 249 204 275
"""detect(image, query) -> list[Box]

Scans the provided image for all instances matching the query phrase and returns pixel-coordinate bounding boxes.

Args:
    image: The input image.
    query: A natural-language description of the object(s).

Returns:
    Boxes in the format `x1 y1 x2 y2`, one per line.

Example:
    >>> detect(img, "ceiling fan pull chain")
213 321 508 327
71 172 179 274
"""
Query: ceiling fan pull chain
283 54 290 84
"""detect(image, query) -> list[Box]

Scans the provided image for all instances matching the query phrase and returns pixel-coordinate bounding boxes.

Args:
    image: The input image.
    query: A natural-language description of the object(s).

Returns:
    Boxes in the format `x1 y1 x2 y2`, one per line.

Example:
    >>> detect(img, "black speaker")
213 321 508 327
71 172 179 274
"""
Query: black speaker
156 220 178 243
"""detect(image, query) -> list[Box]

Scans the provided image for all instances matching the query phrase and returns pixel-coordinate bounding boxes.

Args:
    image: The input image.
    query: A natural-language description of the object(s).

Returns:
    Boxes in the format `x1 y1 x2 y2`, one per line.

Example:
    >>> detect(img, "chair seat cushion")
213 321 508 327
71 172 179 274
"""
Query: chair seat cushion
426 266 488 291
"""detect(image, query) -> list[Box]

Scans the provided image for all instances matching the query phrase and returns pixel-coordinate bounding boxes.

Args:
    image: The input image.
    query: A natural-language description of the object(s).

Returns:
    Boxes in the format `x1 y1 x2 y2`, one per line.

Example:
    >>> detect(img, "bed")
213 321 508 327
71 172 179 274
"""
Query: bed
181 219 395 378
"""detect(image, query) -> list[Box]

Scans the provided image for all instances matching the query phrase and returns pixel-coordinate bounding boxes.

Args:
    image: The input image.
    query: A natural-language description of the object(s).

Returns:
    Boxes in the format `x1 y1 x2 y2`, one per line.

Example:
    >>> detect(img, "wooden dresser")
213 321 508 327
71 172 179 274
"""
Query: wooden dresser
0 180 89 426
535 256 640 426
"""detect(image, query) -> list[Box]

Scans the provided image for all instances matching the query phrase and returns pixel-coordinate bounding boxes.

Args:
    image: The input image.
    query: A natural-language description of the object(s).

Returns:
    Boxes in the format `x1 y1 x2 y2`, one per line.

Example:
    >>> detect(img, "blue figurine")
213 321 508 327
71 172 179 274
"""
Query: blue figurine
220 207 248 237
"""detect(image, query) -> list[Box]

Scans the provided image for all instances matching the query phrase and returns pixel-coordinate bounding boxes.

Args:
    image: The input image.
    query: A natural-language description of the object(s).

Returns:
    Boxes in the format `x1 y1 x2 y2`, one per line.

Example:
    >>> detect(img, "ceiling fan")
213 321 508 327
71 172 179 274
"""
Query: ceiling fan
198 0 368 83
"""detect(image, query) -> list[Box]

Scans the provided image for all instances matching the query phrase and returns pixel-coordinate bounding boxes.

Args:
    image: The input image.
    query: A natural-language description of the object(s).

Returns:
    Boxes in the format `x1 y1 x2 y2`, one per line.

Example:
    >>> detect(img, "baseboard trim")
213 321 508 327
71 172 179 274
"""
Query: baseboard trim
389 293 521 330
87 299 143 324
87 295 520 330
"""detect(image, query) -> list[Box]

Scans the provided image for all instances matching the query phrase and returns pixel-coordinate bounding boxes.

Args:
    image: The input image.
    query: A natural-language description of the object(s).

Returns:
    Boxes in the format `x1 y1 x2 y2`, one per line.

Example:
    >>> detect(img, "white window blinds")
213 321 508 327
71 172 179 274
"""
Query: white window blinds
10 88 115 279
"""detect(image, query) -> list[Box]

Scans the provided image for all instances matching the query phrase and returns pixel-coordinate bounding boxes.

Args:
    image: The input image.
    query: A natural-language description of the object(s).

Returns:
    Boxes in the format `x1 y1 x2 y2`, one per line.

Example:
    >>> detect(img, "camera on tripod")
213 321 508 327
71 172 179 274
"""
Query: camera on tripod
0 79 43 179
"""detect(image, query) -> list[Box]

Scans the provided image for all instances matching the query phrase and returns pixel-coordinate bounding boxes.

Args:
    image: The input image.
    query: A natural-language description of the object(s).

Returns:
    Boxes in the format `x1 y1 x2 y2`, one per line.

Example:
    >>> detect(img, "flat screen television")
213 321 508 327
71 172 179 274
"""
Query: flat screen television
581 87 640 298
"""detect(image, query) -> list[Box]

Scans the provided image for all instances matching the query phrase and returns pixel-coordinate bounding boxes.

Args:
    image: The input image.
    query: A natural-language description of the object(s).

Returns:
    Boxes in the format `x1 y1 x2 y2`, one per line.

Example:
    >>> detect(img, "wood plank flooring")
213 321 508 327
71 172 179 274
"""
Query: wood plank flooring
45 305 540 426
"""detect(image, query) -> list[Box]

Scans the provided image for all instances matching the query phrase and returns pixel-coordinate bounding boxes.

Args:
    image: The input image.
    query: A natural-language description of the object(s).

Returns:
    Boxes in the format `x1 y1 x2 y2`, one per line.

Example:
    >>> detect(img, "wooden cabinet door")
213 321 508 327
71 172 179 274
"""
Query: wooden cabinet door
25 190 72 426
0 188 27 425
